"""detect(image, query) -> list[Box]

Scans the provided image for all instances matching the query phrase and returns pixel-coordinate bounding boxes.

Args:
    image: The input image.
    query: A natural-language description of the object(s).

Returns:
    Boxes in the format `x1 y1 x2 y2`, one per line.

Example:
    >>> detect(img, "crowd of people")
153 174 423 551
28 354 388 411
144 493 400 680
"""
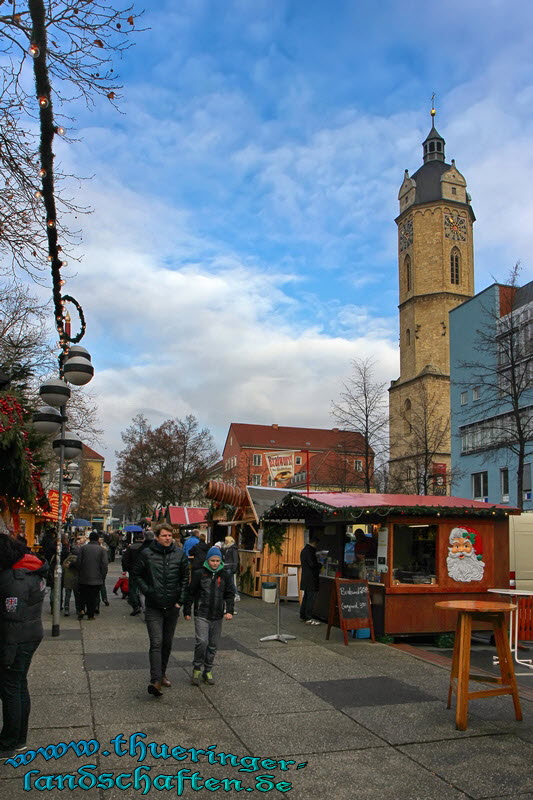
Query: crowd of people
0 524 242 759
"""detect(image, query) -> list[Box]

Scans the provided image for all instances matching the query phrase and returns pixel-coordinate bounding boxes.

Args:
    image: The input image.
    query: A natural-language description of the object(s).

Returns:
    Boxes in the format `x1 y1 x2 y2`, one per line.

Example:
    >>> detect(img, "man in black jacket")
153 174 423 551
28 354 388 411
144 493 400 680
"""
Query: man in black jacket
122 531 152 616
299 534 322 625
0 534 47 759
133 523 189 697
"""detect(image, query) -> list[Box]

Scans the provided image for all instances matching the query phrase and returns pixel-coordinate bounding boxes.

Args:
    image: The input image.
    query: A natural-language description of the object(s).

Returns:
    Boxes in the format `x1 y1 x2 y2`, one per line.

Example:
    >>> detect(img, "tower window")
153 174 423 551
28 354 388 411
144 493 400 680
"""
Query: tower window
429 142 435 152
406 329 411 345
452 186 457 195
450 248 460 285
436 142 442 151
405 255 411 292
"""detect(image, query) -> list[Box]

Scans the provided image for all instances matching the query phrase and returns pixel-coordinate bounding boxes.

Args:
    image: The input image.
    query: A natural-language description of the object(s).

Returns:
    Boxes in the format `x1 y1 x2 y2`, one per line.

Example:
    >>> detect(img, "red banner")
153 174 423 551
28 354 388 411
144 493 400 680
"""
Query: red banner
41 489 72 522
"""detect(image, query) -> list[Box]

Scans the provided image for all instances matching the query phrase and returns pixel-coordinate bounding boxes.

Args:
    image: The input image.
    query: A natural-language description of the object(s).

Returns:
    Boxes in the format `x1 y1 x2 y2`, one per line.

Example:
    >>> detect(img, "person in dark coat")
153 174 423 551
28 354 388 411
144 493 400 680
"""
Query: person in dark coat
184 546 234 686
133 523 189 697
189 532 210 572
0 534 47 759
122 531 152 615
299 534 322 625
221 535 240 602
76 531 108 620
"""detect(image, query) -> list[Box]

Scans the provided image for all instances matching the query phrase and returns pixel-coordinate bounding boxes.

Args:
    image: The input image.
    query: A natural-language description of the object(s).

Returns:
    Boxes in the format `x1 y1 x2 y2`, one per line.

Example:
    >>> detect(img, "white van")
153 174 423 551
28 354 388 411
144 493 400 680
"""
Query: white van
509 513 533 590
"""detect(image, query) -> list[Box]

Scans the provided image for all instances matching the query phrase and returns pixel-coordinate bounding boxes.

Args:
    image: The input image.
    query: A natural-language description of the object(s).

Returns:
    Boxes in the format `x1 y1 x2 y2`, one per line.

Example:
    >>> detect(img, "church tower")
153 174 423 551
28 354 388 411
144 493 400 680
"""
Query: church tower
388 108 475 493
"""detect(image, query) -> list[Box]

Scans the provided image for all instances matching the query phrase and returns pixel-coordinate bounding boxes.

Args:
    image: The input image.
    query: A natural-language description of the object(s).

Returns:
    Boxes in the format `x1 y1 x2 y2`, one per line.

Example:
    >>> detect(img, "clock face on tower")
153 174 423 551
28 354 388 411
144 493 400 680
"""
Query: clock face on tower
444 213 467 241
399 218 413 251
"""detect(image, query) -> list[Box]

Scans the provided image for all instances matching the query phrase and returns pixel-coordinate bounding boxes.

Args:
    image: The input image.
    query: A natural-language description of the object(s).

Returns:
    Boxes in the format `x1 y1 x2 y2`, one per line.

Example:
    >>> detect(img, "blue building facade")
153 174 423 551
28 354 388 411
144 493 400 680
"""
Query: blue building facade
450 282 533 508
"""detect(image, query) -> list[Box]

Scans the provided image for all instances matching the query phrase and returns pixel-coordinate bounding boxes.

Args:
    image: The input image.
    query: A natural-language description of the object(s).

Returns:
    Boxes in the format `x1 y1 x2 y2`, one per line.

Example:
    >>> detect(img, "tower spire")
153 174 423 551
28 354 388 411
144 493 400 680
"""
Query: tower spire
422 95 445 163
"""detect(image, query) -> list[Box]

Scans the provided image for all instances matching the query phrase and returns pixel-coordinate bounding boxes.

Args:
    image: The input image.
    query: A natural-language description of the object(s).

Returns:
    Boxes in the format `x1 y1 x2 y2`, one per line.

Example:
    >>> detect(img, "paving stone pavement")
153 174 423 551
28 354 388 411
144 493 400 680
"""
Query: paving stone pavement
1 562 533 799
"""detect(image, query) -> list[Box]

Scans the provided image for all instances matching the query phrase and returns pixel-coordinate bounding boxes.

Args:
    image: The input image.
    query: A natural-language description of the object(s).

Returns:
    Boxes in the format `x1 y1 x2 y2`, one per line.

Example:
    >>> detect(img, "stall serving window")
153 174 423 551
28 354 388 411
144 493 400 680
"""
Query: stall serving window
393 524 438 584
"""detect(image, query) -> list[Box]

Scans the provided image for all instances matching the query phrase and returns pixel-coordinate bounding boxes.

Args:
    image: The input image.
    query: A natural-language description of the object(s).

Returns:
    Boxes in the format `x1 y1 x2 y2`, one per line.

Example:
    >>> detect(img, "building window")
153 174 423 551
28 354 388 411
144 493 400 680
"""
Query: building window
405 255 411 292
472 386 479 401
500 468 509 502
252 454 262 466
451 186 457 195
295 456 302 465
355 460 363 471
460 391 468 405
252 474 262 486
429 141 435 152
524 463 532 500
450 248 460 285
472 471 488 501
393 524 437 584
406 328 411 345
267 475 275 487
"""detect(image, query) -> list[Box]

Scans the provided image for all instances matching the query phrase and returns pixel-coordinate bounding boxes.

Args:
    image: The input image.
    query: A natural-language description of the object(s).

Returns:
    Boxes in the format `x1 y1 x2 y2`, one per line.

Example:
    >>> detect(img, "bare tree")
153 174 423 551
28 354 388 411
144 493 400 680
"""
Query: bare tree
389 381 454 495
76 458 102 520
113 414 153 518
332 357 388 492
0 1 143 281
458 265 533 510
113 414 220 514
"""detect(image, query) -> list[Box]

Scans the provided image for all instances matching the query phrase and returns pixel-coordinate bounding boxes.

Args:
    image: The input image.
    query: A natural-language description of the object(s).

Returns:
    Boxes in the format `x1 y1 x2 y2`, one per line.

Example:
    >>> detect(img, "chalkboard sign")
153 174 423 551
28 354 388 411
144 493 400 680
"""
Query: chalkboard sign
326 578 375 645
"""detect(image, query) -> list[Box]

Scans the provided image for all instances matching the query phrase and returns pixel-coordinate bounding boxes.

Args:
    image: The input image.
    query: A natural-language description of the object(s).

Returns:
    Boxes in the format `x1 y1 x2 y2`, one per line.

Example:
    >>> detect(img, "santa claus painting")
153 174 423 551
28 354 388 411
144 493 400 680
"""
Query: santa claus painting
446 527 485 583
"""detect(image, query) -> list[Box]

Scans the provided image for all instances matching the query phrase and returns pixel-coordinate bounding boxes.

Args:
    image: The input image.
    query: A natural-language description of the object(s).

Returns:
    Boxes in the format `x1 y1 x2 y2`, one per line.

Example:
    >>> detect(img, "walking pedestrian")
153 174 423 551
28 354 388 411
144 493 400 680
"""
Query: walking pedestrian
0 534 47 760
76 531 108 620
183 529 199 557
221 535 240 601
122 531 151 616
184 546 235 686
299 534 322 625
189 531 209 572
61 551 82 617
113 572 129 599
133 523 189 697
97 537 110 609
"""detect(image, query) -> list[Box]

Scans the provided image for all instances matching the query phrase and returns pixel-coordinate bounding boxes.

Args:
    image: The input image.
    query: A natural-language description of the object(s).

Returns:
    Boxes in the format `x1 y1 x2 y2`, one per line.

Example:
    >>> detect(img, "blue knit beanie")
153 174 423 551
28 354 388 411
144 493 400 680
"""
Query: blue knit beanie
207 546 222 559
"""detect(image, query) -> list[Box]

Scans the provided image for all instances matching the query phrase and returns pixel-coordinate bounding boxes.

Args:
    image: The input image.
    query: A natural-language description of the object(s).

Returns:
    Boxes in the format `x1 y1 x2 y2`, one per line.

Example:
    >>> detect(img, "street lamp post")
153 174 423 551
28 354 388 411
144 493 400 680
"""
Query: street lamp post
34 368 92 636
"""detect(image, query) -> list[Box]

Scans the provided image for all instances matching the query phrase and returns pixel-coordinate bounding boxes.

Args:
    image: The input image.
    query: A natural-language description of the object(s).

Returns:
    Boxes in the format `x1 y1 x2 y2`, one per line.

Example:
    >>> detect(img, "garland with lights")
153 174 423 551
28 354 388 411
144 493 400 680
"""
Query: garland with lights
0 392 50 518
28 0 87 356
263 492 512 522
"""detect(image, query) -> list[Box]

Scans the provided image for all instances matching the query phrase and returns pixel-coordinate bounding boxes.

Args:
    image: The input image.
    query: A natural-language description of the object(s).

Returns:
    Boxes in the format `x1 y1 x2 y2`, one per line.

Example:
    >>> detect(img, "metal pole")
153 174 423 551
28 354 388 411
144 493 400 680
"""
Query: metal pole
51 406 65 636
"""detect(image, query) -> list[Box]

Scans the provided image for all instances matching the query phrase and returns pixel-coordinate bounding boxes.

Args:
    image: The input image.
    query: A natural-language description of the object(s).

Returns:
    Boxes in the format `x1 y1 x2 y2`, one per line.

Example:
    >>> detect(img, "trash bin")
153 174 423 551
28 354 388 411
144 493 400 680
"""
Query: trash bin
262 581 277 603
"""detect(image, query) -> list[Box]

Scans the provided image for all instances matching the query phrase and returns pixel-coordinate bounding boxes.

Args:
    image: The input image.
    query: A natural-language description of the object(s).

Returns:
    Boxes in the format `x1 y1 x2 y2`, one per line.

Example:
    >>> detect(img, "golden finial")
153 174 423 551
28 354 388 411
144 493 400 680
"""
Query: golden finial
430 92 436 117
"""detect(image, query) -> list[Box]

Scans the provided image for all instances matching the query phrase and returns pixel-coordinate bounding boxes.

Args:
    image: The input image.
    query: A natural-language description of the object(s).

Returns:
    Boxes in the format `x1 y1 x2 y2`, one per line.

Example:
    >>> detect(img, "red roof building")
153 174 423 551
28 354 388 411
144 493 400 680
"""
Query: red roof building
221 423 373 492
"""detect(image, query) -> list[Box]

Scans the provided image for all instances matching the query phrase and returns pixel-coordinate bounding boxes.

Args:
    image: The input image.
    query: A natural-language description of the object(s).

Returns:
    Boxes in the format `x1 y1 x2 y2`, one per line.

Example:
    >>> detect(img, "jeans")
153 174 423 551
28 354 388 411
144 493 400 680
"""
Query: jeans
79 584 101 618
300 589 317 621
193 617 223 672
63 586 82 614
128 578 142 611
0 641 40 749
144 606 180 682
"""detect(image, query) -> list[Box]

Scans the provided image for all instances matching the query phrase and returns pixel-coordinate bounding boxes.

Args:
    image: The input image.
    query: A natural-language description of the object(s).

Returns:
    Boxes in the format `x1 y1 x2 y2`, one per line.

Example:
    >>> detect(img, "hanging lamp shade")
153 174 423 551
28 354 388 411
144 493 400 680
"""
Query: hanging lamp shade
39 378 71 407
32 405 63 435
52 430 83 460
63 356 94 386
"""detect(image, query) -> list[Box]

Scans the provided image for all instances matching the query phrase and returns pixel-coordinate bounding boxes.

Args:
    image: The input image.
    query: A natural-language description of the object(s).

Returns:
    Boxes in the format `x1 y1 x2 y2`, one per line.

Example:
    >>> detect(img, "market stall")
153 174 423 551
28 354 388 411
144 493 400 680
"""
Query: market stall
263 492 519 637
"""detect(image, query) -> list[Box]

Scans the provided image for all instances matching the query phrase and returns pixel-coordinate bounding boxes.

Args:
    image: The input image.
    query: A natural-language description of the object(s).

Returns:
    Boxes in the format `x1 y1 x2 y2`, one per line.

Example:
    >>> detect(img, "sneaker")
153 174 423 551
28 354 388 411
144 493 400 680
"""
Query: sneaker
310 619 321 625
203 671 215 685
130 608 141 617
0 748 15 761
191 669 202 686
147 681 162 697
104 601 110 606
161 676 171 688
64 611 70 617
235 595 241 601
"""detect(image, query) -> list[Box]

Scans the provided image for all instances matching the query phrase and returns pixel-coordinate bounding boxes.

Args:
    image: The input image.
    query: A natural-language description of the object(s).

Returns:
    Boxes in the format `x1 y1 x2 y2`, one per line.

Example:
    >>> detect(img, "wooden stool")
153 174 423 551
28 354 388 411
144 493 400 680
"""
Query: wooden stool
435 600 523 731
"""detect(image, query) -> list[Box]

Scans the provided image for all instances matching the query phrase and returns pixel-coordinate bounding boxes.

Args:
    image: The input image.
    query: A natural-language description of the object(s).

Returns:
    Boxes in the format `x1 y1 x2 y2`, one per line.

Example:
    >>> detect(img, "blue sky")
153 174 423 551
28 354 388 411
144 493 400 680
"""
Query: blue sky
38 0 533 470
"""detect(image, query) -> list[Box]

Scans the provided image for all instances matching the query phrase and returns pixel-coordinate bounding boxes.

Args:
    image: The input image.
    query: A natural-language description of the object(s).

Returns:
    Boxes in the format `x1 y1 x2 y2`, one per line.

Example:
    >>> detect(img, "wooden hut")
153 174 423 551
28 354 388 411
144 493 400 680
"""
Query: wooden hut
262 491 519 636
